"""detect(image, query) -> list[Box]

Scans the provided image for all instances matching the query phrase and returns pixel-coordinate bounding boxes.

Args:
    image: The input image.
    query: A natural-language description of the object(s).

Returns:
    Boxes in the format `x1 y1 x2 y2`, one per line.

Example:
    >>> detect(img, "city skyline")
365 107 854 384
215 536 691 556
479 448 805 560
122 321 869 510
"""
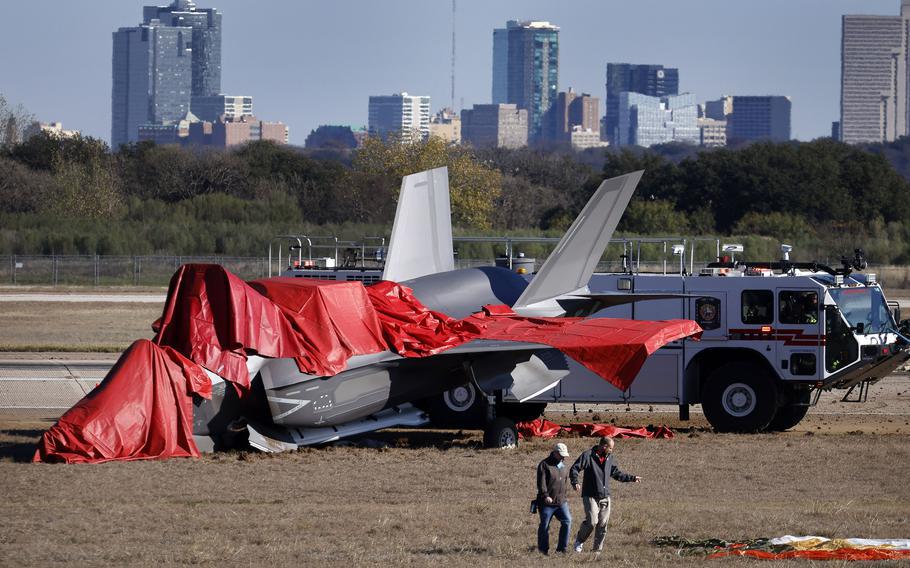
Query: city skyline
0 0 899 146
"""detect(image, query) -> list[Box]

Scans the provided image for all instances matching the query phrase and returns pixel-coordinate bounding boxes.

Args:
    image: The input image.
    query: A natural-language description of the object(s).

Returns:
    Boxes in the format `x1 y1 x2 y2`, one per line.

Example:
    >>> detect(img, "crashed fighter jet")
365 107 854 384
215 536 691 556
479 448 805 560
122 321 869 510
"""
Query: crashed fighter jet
35 168 701 462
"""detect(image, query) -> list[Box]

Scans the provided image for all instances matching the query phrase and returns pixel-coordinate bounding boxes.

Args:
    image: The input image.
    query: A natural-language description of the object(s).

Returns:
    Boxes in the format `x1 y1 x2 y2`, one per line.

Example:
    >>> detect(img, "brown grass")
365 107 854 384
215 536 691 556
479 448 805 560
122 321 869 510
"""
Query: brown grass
0 302 160 351
0 413 907 567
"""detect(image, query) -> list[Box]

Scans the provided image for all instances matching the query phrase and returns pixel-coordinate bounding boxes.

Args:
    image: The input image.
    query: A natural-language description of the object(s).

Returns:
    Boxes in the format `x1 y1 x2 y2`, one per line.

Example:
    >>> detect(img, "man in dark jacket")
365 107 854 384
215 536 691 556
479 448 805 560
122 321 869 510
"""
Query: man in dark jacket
536 442 572 554
569 436 641 552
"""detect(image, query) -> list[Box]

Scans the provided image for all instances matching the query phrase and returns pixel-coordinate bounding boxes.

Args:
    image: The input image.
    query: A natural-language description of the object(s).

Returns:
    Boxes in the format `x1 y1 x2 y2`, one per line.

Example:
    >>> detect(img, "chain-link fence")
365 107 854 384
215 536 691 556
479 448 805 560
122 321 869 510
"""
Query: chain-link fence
3 254 909 288
0 255 272 286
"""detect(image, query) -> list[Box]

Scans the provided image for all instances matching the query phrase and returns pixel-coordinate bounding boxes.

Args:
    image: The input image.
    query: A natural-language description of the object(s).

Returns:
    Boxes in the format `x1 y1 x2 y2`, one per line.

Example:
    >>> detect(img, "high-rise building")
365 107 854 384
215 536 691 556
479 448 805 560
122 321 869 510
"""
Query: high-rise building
461 104 528 149
617 92 699 147
491 20 559 140
143 0 222 98
191 95 252 122
491 26 510 105
543 88 599 143
727 96 791 142
111 0 222 148
840 2 910 144
604 63 679 144
367 93 431 141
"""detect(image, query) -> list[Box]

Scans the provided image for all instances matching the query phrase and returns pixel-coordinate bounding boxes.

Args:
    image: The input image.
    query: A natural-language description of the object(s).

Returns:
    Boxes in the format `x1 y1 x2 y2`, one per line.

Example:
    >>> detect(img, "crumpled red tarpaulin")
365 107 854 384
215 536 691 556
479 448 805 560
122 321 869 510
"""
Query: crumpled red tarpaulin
35 264 698 463
516 418 675 440
34 339 210 463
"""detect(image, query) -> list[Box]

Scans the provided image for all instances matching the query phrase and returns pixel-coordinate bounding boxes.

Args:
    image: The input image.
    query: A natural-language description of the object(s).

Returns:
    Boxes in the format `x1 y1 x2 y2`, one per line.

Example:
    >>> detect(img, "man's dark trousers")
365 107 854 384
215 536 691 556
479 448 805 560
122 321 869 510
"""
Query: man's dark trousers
537 502 572 554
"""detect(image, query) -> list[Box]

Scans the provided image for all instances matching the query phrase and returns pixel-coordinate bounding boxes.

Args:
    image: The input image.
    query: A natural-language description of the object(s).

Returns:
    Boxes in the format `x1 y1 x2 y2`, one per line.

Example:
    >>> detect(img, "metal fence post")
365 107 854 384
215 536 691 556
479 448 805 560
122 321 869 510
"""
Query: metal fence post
9 255 13 285
53 255 58 287
94 255 99 287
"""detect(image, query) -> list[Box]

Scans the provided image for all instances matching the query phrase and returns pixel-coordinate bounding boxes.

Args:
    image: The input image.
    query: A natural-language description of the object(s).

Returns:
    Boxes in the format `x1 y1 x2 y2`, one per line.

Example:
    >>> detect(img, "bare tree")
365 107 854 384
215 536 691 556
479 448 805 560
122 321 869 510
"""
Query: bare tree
0 93 36 147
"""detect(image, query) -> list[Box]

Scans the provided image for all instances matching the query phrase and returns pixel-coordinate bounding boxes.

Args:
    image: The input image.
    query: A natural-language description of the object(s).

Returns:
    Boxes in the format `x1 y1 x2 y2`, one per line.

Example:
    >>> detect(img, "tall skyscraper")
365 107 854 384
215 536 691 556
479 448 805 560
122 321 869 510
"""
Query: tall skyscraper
840 1 910 144
491 20 559 140
368 93 431 141
111 0 222 148
604 63 679 144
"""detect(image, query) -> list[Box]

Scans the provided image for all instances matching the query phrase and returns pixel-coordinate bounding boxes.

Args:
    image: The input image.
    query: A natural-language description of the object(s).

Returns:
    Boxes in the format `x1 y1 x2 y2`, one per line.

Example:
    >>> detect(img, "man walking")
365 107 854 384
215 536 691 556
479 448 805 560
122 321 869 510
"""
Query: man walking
536 442 572 554
569 436 641 553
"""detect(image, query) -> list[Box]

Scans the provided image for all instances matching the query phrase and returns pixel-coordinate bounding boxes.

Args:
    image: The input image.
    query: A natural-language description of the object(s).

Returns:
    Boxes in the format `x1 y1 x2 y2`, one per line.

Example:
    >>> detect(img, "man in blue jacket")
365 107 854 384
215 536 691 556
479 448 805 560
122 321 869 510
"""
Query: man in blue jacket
569 436 641 553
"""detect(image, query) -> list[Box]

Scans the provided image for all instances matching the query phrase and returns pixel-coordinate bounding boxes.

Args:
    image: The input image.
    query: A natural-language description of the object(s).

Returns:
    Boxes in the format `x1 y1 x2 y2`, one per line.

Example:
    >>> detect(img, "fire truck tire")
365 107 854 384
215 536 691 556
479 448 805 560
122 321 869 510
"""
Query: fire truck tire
702 363 778 433
483 417 519 449
424 383 488 428
767 389 811 431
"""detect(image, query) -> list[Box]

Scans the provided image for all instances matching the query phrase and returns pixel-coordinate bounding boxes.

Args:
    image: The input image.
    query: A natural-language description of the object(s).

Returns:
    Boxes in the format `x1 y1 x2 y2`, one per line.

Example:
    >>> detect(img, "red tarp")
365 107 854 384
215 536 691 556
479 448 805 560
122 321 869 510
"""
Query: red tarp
516 418 675 440
35 264 699 463
33 340 210 463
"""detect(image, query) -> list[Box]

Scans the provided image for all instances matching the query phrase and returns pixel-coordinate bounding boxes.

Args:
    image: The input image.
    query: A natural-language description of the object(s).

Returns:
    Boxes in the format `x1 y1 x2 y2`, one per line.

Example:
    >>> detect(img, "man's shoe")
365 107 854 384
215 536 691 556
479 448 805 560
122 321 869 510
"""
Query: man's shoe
573 541 584 553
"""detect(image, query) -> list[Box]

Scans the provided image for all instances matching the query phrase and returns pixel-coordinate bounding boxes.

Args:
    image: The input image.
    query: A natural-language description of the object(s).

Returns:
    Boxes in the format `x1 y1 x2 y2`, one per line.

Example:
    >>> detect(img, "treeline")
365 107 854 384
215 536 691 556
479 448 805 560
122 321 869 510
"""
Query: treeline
2 131 910 264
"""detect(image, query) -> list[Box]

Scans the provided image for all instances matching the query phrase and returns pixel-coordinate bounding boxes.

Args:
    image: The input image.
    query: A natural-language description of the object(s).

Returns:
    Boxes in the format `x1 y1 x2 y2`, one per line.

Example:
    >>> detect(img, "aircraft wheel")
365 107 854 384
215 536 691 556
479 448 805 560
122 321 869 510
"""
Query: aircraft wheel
483 417 519 449
767 388 811 431
702 363 777 433
426 383 487 428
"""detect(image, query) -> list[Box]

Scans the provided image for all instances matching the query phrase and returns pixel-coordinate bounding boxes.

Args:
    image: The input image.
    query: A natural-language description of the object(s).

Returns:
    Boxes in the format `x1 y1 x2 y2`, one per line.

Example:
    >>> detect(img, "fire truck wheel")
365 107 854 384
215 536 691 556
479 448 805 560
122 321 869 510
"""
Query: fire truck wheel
767 389 811 431
702 363 778 433
483 417 519 449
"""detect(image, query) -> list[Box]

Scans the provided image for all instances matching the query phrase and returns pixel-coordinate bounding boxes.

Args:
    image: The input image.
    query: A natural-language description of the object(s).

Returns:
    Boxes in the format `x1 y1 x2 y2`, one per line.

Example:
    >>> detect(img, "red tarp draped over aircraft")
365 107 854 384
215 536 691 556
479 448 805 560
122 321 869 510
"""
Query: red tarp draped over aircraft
33 339 210 463
516 418 675 440
35 264 699 463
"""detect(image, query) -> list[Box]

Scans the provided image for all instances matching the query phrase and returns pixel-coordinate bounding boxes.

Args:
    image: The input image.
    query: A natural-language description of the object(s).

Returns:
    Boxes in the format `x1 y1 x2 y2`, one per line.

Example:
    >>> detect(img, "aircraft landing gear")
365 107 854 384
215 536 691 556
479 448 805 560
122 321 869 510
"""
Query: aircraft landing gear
483 416 519 449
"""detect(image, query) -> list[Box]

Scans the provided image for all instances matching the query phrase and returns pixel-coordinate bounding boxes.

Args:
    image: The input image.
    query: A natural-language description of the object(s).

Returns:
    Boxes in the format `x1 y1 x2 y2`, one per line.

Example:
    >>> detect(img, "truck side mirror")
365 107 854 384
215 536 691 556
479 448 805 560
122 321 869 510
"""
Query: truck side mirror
854 322 865 334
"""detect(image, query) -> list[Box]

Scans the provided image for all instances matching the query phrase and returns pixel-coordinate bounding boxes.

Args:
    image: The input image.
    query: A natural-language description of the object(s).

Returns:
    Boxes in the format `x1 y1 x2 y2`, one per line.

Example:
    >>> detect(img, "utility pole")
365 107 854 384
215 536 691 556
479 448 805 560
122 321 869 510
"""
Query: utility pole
451 0 456 111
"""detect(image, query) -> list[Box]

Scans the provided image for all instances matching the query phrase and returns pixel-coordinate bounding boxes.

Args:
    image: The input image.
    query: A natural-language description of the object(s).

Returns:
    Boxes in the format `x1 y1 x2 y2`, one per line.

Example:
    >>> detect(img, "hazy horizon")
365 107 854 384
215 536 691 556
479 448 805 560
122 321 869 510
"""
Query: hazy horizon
0 0 900 145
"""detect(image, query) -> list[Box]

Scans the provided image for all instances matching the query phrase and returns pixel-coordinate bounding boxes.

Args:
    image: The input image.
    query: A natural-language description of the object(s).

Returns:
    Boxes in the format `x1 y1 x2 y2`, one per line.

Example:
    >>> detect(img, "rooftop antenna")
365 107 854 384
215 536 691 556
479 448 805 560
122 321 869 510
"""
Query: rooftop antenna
451 0 456 111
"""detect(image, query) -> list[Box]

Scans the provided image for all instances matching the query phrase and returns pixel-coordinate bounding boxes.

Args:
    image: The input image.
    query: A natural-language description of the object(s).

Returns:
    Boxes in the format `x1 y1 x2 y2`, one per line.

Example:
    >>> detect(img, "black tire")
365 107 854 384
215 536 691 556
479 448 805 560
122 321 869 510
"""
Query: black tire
767 388 811 431
424 383 488 428
497 402 547 423
483 417 519 449
701 362 778 433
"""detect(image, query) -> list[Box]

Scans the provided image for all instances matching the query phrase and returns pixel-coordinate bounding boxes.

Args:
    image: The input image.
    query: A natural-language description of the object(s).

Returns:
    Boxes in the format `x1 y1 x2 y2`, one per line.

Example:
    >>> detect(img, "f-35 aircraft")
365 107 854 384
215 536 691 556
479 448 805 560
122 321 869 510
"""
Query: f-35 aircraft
186 168 699 451
35 168 700 463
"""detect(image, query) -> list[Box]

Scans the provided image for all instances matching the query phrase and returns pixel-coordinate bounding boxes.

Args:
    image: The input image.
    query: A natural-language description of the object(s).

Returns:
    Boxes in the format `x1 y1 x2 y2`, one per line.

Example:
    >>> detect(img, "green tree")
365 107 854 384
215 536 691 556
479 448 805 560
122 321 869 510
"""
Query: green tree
353 135 502 228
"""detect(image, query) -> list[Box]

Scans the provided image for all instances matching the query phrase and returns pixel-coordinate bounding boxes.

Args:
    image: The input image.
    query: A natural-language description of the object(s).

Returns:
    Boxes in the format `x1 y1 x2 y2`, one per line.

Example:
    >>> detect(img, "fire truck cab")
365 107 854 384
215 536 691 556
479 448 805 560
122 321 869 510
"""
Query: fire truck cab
523 248 910 432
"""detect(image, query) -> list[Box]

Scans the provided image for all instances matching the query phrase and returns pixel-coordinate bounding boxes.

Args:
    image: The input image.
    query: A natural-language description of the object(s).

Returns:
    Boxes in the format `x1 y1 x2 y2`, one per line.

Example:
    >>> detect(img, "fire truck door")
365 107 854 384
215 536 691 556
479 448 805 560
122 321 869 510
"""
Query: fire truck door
688 293 727 341
776 289 823 381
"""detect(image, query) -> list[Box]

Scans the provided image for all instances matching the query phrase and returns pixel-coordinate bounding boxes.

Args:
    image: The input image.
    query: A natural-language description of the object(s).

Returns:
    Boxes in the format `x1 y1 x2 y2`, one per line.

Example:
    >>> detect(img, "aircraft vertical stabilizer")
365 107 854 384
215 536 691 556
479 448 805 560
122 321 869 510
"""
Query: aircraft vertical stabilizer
512 170 643 314
382 167 454 282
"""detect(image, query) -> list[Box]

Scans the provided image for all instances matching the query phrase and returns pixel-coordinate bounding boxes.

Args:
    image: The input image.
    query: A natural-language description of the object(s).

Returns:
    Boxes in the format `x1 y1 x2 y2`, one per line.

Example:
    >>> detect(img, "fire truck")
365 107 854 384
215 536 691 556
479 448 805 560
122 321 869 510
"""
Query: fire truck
508 245 910 432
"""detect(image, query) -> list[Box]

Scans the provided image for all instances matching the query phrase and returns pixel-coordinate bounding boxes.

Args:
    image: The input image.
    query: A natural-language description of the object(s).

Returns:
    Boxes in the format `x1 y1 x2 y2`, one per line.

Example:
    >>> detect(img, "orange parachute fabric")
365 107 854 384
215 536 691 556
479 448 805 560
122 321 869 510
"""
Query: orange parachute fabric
516 418 675 440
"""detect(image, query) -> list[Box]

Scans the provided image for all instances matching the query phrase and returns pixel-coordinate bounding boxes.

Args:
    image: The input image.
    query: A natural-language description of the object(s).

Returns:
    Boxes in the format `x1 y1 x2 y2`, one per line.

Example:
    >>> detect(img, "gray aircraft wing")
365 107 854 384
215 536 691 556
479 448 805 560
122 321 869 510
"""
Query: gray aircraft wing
382 166 454 282
512 171 643 315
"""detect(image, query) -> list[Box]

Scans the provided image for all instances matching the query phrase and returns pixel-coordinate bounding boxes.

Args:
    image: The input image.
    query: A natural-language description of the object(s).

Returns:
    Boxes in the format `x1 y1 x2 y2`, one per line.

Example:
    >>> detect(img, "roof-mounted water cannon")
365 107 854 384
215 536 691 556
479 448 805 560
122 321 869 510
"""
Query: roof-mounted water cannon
841 248 867 273
780 244 793 261
722 243 744 263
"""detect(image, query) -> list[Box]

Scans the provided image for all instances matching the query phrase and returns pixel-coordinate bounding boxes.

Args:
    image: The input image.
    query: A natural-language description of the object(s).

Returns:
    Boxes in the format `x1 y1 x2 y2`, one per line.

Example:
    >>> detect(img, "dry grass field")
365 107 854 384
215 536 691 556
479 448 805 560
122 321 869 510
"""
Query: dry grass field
1 293 909 566
1 410 908 567
0 301 160 352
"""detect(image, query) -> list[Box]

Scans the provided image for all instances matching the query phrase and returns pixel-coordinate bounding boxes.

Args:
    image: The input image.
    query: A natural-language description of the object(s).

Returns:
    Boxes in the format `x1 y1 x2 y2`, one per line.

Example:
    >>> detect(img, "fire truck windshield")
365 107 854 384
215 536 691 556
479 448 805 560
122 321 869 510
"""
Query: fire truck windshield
829 286 893 334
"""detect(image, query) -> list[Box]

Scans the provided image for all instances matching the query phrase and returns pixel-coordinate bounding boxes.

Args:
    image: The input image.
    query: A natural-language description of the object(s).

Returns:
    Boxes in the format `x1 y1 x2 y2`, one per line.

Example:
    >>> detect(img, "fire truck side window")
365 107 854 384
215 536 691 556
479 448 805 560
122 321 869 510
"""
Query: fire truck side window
779 291 819 324
741 290 773 324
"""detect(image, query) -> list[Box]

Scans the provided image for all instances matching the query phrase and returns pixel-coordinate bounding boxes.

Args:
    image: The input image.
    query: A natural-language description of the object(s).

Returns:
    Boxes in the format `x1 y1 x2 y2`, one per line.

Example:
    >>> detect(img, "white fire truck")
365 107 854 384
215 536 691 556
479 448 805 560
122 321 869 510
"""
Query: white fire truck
511 246 909 432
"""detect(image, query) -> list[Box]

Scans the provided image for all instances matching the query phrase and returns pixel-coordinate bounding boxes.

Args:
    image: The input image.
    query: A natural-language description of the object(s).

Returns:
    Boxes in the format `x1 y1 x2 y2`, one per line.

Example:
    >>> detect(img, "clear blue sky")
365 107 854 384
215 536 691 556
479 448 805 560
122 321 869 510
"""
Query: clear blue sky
0 0 900 145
